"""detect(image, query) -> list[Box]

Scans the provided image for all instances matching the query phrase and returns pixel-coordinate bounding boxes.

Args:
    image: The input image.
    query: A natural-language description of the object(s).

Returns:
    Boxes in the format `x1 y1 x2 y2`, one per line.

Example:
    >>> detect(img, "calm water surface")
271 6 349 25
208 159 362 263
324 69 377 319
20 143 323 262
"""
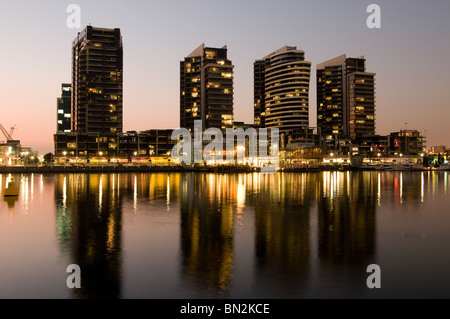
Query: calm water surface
0 171 449 299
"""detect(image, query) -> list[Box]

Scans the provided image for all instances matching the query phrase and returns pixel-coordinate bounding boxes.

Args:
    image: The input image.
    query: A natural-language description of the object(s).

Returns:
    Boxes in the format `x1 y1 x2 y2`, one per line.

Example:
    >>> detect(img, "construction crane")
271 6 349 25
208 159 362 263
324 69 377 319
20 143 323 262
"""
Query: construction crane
0 123 14 142
0 124 19 143
9 125 17 138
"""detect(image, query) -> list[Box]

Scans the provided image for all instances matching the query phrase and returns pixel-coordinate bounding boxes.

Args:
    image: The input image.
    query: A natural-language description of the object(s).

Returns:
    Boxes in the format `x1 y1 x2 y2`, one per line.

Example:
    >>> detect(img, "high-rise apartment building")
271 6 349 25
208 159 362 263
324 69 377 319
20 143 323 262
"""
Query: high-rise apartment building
316 54 375 146
180 43 234 132
71 26 123 134
254 46 311 134
57 83 71 133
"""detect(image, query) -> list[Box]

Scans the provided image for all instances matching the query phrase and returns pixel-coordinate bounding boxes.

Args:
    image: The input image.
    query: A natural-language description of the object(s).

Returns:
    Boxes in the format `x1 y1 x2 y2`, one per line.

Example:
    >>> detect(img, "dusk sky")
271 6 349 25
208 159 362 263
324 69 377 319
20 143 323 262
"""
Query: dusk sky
1 0 449 154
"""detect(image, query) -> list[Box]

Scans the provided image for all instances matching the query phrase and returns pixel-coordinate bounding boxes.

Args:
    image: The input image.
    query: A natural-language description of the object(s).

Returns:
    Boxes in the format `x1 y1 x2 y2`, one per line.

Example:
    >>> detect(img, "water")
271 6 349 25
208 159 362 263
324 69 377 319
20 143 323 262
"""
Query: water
0 171 449 299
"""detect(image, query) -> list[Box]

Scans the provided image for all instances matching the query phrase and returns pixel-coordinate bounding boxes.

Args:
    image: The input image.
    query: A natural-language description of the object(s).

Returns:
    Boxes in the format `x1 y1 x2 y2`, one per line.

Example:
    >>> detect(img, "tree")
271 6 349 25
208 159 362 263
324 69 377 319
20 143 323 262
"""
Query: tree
43 152 53 164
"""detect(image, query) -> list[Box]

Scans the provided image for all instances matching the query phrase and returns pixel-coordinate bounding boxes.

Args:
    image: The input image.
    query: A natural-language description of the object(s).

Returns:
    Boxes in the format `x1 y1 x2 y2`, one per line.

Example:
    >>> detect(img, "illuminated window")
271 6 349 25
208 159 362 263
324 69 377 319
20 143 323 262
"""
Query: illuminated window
58 109 64 114
221 72 232 78
205 50 216 59
207 82 220 88
58 120 63 124
64 114 71 118
88 88 100 94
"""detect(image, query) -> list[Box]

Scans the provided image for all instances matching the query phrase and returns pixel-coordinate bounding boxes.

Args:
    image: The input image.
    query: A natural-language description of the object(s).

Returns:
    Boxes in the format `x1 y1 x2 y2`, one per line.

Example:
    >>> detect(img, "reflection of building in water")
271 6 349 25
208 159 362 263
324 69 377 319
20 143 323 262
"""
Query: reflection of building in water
316 171 377 290
179 173 235 297
387 171 428 207
54 174 122 298
250 173 313 295
120 173 180 211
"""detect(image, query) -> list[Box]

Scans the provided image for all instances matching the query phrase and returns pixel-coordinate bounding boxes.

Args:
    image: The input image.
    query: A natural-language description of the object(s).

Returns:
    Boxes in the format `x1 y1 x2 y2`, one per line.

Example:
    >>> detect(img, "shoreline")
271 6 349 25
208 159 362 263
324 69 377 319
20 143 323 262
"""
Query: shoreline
0 164 443 174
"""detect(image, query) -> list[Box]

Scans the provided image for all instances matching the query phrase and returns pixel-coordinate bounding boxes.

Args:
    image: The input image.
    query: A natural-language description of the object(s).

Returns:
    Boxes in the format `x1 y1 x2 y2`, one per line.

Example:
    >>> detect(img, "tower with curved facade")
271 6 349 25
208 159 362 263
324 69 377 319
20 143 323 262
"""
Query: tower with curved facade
254 46 311 134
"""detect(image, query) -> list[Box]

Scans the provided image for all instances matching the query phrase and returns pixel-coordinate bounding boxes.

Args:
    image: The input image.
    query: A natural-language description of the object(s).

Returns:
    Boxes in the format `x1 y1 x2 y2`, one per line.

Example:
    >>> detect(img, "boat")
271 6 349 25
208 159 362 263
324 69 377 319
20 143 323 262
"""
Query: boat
4 178 19 196
430 164 450 171
374 164 394 171
393 163 425 171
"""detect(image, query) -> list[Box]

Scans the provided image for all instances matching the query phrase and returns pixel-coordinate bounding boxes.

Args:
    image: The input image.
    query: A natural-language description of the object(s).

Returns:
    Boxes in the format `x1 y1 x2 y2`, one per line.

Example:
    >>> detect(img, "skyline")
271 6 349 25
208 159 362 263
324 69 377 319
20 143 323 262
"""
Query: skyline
1 1 450 154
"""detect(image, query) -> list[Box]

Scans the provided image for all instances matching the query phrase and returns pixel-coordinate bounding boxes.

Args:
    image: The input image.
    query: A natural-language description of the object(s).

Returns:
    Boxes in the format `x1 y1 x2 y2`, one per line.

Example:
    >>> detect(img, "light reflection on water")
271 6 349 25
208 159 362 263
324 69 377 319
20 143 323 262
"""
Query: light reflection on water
0 171 449 299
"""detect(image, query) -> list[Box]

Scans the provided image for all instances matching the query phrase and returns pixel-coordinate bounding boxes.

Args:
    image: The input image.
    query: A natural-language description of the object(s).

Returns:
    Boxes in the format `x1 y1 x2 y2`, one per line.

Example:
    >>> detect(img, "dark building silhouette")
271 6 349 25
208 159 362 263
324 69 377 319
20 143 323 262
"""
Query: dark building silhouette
71 26 123 134
254 46 311 133
317 55 375 151
180 43 234 132
57 83 71 133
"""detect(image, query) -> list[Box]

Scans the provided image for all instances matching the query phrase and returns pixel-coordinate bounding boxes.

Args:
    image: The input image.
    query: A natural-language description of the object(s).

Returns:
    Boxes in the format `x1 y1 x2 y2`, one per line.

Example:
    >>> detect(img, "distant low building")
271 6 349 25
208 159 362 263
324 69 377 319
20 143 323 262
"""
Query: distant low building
389 130 426 156
431 145 447 154
53 129 176 163
352 134 389 157
0 140 21 166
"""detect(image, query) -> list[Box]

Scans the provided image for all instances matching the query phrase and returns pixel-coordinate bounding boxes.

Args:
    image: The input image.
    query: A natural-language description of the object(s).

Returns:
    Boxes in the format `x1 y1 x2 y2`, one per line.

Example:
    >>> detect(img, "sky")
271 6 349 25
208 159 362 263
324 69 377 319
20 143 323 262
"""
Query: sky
0 0 449 154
